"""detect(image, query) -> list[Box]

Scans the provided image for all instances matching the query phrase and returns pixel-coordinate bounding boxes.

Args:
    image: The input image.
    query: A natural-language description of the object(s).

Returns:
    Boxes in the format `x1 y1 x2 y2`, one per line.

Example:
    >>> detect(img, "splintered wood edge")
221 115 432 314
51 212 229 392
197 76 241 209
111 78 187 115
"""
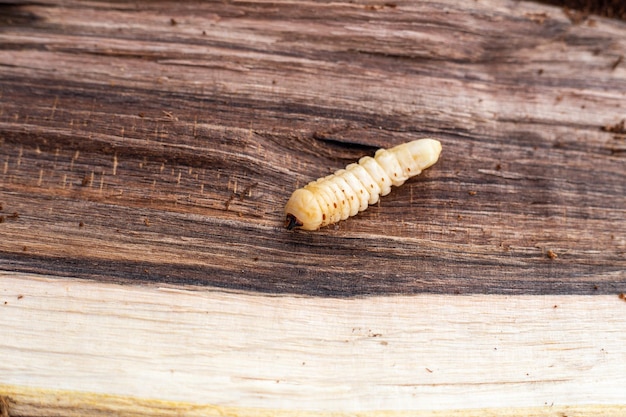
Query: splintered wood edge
2 272 626 414
0 386 624 417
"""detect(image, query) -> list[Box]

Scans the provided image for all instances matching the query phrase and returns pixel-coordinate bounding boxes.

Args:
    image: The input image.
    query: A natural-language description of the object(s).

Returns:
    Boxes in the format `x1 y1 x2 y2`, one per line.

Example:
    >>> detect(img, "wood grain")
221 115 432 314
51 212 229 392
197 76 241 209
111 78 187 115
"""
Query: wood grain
3 385 625 417
0 0 625 296
1 0 626 415
2 274 626 414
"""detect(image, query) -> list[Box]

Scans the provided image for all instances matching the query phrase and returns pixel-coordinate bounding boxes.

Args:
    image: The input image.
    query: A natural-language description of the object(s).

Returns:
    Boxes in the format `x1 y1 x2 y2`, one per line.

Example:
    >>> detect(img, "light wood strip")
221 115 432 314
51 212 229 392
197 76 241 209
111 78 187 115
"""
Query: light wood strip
2 272 625 413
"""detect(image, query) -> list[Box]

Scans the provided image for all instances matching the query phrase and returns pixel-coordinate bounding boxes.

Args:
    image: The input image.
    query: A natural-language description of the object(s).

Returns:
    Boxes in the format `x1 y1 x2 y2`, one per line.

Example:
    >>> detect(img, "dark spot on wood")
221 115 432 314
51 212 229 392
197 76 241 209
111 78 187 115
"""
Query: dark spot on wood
0 216 4 224
22 246 28 252
553 141 564 149
547 249 558 260
17 294 23 300
537 69 544 75
612 55 623 70
225 194 235 210
81 175 91 186
538 0 625 21
619 293 626 300
562 7 588 24
170 18 177 26
602 119 626 134
526 12 549 24
79 221 84 228
241 182 257 198
226 182 257 210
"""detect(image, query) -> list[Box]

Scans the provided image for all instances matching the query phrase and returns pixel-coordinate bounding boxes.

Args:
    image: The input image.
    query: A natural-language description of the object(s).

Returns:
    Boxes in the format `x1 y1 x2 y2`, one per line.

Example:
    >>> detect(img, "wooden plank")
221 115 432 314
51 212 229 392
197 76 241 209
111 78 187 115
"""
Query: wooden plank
2 273 626 415
0 0 625 414
0 0 623 295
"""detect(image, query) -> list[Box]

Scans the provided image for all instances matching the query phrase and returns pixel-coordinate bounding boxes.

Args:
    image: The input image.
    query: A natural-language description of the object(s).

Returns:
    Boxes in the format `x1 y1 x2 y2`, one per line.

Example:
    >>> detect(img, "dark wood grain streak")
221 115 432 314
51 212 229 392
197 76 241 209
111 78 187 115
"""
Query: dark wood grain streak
0 0 624 297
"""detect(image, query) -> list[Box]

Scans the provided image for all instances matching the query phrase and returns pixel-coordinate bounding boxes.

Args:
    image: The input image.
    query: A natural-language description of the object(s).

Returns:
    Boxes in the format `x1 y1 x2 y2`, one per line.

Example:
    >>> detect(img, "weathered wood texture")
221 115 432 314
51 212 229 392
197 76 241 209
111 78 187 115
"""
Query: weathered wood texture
1 1 626 414
1 0 624 296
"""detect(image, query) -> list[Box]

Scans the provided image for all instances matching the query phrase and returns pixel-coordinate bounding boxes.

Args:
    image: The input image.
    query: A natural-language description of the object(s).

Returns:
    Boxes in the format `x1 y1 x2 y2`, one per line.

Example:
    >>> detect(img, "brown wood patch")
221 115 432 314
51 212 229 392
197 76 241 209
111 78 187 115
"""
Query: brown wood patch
0 1 624 296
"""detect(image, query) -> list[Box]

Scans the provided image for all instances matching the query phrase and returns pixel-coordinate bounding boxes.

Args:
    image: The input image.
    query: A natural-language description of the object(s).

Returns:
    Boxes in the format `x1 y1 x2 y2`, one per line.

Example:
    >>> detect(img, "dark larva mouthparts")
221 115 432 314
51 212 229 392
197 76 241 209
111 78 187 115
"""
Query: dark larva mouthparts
285 138 442 231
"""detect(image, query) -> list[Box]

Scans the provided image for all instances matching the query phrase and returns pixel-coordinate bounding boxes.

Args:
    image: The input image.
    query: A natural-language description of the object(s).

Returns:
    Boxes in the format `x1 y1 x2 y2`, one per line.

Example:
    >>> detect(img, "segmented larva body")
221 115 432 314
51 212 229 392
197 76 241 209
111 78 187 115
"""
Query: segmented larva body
285 138 442 230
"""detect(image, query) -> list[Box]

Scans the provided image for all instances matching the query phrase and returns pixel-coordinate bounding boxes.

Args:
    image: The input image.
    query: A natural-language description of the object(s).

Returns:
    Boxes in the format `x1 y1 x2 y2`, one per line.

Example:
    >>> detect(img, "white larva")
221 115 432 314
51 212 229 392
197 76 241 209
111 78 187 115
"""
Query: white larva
285 138 442 230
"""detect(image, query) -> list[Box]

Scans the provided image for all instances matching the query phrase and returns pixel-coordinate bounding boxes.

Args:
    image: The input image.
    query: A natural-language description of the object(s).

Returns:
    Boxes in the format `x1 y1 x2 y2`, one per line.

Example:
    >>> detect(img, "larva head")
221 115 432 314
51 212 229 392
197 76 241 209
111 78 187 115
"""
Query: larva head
284 188 323 231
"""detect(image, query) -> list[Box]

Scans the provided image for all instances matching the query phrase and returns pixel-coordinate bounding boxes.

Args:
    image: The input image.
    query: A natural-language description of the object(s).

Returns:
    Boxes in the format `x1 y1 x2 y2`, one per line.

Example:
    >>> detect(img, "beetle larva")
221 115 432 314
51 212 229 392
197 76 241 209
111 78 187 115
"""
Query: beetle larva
285 138 442 230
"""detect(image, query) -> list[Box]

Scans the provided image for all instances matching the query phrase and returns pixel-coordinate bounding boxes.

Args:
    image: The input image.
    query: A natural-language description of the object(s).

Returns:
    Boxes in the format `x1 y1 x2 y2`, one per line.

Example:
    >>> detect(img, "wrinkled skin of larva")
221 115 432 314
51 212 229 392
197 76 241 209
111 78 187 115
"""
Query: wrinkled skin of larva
285 138 442 231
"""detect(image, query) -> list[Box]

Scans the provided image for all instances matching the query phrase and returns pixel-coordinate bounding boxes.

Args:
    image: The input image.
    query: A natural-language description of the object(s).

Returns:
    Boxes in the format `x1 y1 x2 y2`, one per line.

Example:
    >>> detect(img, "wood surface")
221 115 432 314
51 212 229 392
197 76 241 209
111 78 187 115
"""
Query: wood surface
0 0 625 415
2 274 626 416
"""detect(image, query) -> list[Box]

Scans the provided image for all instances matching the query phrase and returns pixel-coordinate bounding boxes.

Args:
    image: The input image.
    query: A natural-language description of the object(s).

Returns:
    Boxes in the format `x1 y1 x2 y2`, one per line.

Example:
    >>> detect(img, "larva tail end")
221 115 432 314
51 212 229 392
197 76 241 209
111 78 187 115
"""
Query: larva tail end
285 213 303 230
411 138 442 170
